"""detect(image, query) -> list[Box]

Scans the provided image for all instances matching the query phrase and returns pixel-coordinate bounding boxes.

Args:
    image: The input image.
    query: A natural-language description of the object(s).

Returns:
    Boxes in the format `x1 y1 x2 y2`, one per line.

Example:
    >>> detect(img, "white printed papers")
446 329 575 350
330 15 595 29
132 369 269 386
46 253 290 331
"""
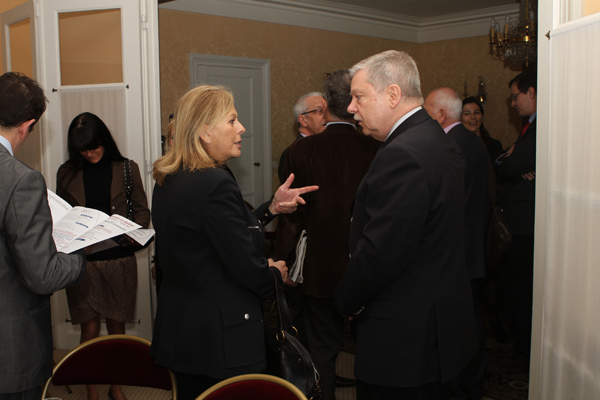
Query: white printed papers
289 230 307 283
47 190 149 254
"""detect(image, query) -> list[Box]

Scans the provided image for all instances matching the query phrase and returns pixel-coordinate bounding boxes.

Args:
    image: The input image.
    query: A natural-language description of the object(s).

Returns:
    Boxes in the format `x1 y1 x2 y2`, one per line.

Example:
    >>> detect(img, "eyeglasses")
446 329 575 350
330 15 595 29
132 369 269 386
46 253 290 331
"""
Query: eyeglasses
510 91 524 101
300 108 324 116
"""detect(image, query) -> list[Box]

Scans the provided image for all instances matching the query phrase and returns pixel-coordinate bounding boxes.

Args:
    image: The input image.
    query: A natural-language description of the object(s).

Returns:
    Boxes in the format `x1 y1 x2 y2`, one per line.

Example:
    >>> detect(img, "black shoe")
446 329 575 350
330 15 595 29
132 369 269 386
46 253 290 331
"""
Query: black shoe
335 375 356 387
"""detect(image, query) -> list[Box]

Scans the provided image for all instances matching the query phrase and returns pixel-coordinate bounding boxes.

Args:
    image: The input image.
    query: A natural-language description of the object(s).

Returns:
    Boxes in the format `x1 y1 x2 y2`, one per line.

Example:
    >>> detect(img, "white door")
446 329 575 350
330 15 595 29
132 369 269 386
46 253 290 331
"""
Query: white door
190 54 272 208
1 0 161 349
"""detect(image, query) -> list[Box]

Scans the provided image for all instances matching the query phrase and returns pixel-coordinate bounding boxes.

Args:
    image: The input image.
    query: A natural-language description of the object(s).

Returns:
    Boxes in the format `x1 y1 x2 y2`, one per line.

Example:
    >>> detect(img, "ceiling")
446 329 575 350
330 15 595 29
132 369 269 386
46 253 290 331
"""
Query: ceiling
319 0 517 19
159 0 521 43
159 0 519 20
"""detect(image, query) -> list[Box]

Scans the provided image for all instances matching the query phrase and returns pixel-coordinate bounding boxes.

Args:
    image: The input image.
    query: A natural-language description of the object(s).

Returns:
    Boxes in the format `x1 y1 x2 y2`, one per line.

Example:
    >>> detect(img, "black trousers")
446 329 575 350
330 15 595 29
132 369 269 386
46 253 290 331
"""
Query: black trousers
296 294 344 400
357 380 449 400
448 280 486 400
500 235 535 358
0 386 41 400
172 371 222 400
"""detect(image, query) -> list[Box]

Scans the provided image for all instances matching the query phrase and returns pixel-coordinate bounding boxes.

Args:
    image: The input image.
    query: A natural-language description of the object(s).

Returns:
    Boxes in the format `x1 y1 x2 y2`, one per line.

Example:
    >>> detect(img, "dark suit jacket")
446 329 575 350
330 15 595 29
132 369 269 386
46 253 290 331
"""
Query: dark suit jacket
278 133 303 184
497 119 536 236
334 109 477 387
0 144 86 393
150 167 280 378
447 124 491 279
56 159 150 229
276 123 379 297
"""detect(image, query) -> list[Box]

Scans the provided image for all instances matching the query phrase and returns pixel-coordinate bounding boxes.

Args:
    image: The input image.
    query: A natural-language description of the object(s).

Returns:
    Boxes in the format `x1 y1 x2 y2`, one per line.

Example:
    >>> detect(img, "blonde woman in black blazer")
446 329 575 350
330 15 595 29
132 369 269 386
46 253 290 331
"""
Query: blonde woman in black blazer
151 85 317 400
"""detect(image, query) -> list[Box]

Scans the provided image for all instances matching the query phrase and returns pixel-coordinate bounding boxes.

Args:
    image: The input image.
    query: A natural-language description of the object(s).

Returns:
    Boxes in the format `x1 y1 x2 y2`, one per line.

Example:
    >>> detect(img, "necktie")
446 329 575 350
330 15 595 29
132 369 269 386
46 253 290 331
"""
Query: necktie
521 121 531 136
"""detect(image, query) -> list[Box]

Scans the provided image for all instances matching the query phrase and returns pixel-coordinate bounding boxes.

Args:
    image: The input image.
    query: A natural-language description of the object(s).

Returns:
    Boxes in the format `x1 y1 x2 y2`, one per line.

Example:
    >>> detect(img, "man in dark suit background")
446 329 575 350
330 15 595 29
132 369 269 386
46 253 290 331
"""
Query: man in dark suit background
497 71 537 359
334 50 477 400
276 70 379 400
425 87 491 400
0 72 86 400
277 92 327 184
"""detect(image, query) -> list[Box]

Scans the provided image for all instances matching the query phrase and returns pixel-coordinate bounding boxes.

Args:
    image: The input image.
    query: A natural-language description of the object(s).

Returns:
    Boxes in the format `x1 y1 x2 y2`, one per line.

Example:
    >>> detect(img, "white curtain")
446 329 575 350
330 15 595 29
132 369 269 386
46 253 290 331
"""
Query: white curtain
60 85 128 155
541 13 600 399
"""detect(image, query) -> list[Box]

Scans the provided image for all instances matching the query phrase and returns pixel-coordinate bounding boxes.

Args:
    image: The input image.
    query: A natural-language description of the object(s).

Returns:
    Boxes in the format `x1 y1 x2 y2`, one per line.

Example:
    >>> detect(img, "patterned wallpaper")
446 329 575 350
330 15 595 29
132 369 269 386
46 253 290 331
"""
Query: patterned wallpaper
159 9 524 192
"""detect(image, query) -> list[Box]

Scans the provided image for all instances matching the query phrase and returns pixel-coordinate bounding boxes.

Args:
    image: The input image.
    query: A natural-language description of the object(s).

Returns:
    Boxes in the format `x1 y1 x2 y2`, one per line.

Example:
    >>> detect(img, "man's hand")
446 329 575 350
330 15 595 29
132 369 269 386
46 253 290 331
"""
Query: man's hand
269 173 319 215
521 171 535 181
506 143 516 156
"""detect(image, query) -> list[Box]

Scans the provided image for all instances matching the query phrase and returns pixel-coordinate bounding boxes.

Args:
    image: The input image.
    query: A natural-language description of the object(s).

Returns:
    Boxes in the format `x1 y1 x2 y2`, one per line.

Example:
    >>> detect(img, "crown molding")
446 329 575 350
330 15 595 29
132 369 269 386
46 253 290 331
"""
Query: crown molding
160 0 520 43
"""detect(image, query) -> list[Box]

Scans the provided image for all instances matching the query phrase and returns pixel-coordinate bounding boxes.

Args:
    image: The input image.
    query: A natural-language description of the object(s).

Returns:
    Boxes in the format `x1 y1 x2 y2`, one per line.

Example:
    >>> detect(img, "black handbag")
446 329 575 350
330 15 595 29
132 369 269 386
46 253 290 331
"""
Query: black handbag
121 159 153 253
124 159 135 221
264 268 322 400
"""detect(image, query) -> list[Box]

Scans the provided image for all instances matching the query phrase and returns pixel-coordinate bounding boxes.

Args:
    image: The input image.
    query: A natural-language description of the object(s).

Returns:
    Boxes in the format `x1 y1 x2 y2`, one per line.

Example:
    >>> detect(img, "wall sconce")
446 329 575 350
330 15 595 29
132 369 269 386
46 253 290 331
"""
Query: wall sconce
477 77 487 104
463 77 487 104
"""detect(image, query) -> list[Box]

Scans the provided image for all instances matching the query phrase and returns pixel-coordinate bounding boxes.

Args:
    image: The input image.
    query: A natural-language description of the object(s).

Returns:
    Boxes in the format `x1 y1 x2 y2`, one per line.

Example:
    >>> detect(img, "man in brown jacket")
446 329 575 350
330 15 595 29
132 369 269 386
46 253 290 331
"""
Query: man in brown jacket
276 69 379 400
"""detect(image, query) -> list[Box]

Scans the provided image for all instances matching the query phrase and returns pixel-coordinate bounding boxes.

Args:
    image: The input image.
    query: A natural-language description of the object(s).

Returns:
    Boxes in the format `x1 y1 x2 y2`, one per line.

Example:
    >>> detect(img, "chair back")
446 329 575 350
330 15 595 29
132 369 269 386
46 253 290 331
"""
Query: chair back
42 334 176 399
196 374 306 400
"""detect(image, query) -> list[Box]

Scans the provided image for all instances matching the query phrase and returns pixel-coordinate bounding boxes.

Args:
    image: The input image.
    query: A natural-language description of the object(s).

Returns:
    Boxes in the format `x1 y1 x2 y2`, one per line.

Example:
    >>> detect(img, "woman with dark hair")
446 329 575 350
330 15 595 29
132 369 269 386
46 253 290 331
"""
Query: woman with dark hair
56 112 150 400
461 97 504 161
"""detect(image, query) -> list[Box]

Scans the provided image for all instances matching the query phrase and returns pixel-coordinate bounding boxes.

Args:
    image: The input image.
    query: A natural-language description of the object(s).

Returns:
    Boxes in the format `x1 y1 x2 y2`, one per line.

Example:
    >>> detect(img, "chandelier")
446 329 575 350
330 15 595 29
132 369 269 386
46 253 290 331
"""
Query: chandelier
489 0 537 68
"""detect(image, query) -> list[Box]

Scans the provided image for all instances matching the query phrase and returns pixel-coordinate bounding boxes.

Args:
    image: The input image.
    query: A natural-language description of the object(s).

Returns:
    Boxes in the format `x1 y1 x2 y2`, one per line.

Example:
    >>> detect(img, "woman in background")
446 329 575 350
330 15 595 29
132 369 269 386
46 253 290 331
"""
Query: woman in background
151 85 316 400
462 97 504 161
57 112 150 400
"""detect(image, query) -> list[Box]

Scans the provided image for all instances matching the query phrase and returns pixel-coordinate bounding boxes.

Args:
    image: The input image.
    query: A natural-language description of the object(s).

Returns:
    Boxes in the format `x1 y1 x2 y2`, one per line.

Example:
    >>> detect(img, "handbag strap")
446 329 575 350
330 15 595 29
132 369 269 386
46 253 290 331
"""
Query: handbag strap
269 267 294 333
123 159 134 220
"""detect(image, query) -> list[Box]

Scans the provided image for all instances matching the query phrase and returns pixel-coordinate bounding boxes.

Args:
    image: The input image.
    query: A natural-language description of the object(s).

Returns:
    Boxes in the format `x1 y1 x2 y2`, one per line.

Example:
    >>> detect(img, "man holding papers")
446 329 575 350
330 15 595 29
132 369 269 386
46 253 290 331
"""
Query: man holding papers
0 72 86 400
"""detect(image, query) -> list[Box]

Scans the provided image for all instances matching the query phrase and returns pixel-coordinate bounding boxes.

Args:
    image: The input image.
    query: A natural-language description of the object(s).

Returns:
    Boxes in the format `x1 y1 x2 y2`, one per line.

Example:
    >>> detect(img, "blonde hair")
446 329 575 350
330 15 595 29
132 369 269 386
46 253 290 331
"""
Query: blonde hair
153 85 234 185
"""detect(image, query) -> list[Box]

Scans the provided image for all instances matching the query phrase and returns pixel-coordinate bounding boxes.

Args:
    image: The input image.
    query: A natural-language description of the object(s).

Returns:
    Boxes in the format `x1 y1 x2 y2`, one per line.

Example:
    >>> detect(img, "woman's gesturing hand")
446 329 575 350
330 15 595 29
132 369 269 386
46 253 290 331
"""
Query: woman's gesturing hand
269 173 319 215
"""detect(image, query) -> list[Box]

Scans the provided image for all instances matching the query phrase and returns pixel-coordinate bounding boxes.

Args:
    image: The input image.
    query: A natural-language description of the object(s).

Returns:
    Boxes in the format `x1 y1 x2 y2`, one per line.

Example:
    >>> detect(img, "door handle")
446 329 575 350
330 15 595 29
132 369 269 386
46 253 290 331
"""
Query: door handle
254 162 261 167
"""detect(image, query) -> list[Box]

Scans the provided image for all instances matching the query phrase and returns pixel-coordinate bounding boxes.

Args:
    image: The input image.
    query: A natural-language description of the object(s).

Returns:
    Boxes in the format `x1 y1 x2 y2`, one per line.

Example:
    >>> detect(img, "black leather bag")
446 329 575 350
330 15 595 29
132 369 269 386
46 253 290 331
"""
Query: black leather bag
121 159 153 253
264 269 321 400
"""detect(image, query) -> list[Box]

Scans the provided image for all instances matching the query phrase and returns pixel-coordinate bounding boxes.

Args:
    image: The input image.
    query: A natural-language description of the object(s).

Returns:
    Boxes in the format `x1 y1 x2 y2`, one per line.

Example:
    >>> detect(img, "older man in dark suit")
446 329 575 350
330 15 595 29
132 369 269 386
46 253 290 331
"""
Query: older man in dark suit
0 72 86 400
334 51 477 400
425 87 491 400
277 92 327 184
277 70 379 400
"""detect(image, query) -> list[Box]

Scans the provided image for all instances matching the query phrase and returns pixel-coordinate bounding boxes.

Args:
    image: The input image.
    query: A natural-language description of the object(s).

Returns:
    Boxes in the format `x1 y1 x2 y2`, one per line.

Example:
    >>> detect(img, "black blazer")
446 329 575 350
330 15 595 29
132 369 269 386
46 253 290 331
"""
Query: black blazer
498 119 536 236
150 167 280 378
334 109 477 387
276 123 379 297
278 133 303 184
447 124 491 279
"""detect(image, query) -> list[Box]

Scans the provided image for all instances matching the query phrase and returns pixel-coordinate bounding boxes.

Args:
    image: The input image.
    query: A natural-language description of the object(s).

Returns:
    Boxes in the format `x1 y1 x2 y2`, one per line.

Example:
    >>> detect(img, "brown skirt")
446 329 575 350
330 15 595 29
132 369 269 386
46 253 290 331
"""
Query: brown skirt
66 256 137 325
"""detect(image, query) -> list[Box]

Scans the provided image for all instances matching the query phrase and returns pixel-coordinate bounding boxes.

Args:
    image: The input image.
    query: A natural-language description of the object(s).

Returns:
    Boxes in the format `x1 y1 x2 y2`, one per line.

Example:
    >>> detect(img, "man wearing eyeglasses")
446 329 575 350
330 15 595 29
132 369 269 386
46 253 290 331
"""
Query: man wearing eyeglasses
497 71 537 360
277 92 327 184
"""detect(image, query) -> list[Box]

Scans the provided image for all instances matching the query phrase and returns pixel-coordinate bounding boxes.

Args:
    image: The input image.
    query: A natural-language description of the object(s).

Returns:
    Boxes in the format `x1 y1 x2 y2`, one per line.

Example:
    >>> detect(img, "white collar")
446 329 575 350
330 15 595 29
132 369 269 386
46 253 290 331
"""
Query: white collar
385 106 422 141
0 135 13 156
325 121 356 129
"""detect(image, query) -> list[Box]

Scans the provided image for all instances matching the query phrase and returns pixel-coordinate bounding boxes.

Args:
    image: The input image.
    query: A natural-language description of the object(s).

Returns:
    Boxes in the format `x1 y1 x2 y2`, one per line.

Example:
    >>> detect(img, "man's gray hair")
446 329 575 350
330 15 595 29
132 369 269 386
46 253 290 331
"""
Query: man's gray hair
350 50 423 103
430 89 463 121
293 92 324 119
